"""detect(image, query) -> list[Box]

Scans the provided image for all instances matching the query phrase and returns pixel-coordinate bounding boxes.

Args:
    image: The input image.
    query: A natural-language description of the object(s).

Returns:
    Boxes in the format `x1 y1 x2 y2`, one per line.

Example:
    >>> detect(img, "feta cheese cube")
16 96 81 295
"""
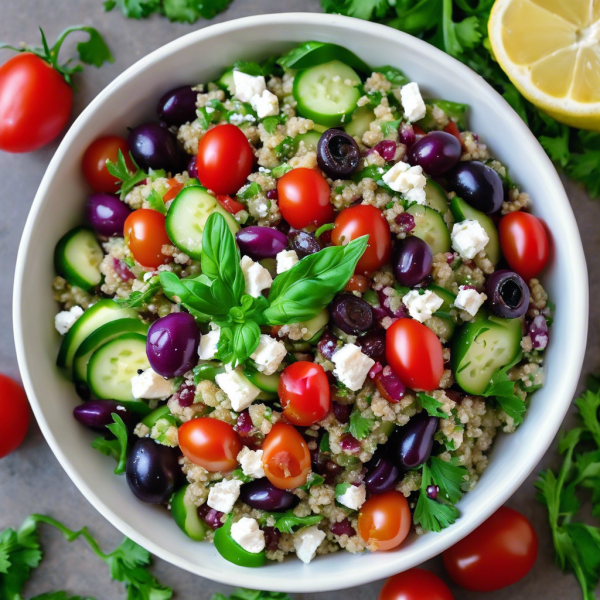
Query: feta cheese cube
240 255 273 298
451 219 489 260
54 305 84 335
276 249 299 274
207 479 242 513
293 525 326 564
250 334 287 376
402 289 444 323
454 286 487 316
232 70 266 103
382 161 427 204
215 368 260 411
230 517 265 554
131 368 174 400
332 343 375 391
251 89 279 118
336 483 367 511
237 447 265 479
400 82 427 123
198 327 220 360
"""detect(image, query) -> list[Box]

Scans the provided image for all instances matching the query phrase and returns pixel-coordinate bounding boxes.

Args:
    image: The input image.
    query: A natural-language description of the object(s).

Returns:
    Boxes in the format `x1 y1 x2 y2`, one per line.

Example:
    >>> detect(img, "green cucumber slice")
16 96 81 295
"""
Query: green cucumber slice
425 285 457 341
299 309 330 341
217 69 235 95
292 130 321 153
426 285 456 311
344 106 375 139
172 485 209 541
407 204 451 255
165 186 240 259
244 369 280 393
87 333 150 401
142 405 172 428
279 42 371 74
54 227 103 291
424 180 449 214
293 61 361 127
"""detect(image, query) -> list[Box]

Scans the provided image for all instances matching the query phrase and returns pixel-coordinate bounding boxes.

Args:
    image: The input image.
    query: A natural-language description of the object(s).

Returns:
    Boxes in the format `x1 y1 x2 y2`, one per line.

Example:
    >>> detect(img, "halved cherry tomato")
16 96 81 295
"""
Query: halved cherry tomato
443 121 463 149
196 124 253 195
261 422 311 489
358 490 411 551
278 361 331 426
163 178 184 202
124 209 171 269
499 212 549 281
386 319 443 391
331 205 391 275
217 194 245 215
82 136 134 193
277 168 334 229
379 569 454 600
0 374 30 458
178 418 242 472
374 372 395 403
443 506 538 592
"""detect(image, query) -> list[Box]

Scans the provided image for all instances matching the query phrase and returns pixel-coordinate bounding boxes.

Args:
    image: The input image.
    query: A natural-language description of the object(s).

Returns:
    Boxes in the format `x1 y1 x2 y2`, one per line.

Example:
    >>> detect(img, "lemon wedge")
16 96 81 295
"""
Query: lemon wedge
489 0 600 131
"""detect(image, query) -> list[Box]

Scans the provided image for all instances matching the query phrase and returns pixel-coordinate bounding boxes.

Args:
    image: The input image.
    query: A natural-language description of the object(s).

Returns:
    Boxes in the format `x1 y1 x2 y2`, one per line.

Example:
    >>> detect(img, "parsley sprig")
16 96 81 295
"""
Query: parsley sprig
104 0 233 23
212 590 292 600
482 357 526 425
105 149 148 199
90 413 129 474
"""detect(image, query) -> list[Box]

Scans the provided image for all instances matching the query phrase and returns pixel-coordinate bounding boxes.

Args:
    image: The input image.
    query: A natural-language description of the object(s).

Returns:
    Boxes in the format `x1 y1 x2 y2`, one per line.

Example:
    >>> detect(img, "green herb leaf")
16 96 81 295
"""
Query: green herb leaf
373 65 409 86
92 413 129 475
429 456 468 504
278 41 371 73
483 361 526 425
231 320 261 365
414 463 460 533
417 392 447 418
237 182 262 200
319 431 331 453
115 279 160 308
335 483 351 498
213 589 292 600
346 409 374 441
146 189 167 214
105 149 148 199
298 473 326 492
271 511 323 534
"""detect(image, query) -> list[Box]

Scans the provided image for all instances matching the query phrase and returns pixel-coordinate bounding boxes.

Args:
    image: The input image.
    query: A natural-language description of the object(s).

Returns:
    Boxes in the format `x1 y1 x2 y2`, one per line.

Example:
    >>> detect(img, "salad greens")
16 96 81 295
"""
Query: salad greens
104 0 233 23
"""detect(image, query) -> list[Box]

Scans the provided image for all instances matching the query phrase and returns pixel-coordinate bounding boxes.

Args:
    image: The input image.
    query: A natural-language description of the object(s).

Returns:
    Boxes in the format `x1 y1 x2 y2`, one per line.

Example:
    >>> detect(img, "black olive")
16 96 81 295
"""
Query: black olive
316 129 360 178
486 269 530 318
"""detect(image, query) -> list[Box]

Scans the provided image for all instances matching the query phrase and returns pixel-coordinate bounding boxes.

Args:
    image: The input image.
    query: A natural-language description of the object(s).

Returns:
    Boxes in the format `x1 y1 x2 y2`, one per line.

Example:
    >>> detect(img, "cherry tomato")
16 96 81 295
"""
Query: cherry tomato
0 374 30 458
278 361 331 426
374 372 396 403
331 205 391 275
217 194 245 215
386 319 443 391
443 506 537 592
196 124 253 195
124 209 171 268
0 54 72 153
379 569 454 600
499 212 549 281
82 136 134 193
358 490 411 551
163 178 184 202
277 168 334 229
178 417 242 472
443 121 463 148
261 422 311 489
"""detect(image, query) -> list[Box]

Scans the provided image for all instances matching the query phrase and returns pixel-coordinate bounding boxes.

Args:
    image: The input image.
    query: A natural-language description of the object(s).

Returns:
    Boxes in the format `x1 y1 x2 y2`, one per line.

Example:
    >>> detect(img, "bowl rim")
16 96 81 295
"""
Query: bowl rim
13 11 588 592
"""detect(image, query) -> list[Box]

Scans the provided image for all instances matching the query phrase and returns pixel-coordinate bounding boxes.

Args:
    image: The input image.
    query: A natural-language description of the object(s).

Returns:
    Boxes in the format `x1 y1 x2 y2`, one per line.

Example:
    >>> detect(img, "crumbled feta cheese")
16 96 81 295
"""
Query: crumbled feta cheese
240 255 273 298
250 334 287 376
276 249 299 274
229 113 256 125
402 289 444 323
54 305 84 335
237 447 265 479
293 525 326 564
332 343 375 391
207 479 242 513
451 219 489 260
231 517 265 554
131 368 174 400
382 161 427 204
215 368 260 411
232 70 266 103
143 272 155 282
454 286 487 316
337 484 367 511
401 82 427 122
198 328 220 360
251 89 279 118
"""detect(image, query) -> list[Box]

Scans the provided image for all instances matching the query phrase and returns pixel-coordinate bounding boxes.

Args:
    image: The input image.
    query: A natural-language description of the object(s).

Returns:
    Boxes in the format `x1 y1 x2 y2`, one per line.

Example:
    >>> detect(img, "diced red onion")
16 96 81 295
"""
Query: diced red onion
529 315 549 350
371 140 398 162
113 258 135 281
369 362 383 379
236 410 253 434
395 212 415 234
398 122 416 148
330 518 356 537
197 505 224 529
339 434 361 453
378 366 405 402
378 288 407 319
173 381 195 407
446 252 455 264
266 189 278 200
263 526 281 550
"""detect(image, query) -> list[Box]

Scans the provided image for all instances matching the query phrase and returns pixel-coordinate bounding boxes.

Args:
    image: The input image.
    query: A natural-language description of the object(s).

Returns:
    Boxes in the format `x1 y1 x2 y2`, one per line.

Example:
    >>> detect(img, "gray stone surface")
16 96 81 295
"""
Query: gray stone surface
0 1 595 597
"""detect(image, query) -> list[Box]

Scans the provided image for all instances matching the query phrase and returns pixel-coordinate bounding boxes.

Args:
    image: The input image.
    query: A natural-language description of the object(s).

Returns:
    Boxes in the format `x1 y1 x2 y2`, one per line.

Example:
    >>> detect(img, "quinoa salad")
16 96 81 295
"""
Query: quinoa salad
52 41 552 567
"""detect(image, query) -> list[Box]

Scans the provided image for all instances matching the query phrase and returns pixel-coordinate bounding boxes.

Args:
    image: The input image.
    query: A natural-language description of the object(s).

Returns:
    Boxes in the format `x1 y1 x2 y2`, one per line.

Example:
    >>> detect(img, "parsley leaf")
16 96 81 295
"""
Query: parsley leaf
270 511 323 534
115 278 160 308
346 409 374 441
414 463 460 533
212 590 292 600
105 149 148 199
428 456 468 504
417 392 447 418
298 473 325 492
106 0 232 22
91 413 129 475
146 189 167 214
482 361 526 425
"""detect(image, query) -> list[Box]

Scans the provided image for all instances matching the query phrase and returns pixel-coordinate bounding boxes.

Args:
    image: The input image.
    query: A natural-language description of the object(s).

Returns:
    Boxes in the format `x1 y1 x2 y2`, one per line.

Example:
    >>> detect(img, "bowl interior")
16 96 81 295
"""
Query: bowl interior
13 13 588 592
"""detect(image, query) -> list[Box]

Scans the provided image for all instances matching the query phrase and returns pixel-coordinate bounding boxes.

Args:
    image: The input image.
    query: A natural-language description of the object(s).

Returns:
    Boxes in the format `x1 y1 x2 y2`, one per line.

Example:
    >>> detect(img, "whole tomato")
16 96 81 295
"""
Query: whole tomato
379 569 454 600
124 209 171 269
82 136 133 193
0 374 30 458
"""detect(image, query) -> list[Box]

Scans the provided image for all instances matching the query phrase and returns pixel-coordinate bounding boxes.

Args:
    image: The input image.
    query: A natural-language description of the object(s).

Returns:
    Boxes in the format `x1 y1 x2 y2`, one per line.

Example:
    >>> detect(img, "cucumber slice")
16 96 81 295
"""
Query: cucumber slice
425 285 457 341
57 300 139 374
344 106 375 139
87 333 150 401
73 318 148 383
407 204 451 255
244 369 280 393
165 186 240 259
292 130 321 153
217 69 235 95
142 405 172 428
114 400 152 417
172 485 209 541
312 123 327 133
424 180 449 214
293 61 361 127
426 285 456 311
300 309 330 341
54 227 103 291
450 196 501 265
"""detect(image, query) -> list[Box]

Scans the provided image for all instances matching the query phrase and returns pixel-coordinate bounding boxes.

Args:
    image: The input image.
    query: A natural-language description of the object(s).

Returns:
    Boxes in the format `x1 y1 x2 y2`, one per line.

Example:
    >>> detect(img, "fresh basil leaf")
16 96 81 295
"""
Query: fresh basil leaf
232 320 261 364
159 272 220 321
373 65 409 86
278 41 371 73
215 327 235 363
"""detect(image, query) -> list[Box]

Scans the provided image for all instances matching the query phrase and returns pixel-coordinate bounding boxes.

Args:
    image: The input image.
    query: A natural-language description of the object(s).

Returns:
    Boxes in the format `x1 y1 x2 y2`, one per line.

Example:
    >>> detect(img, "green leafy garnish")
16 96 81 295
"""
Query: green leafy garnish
105 0 232 22
270 511 323 534
483 360 526 425
414 462 460 533
417 392 447 419
146 189 167 214
298 473 326 492
115 278 161 308
335 483 351 498
91 413 129 474
319 431 331 453
429 456 468 504
105 149 148 199
345 409 374 441
212 589 292 600
277 41 371 73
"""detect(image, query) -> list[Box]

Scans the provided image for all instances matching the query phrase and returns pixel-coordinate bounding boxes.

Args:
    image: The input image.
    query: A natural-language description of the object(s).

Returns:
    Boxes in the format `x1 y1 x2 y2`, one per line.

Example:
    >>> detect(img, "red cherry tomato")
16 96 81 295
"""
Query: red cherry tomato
0 54 72 153
163 178 184 202
217 194 245 215
386 319 443 391
443 121 463 149
358 490 411 551
331 205 391 275
278 361 331 426
277 168 334 229
0 374 30 458
443 506 538 592
261 422 311 489
196 124 253 195
499 212 549 281
82 136 134 193
378 569 454 600
178 418 242 472
123 209 171 269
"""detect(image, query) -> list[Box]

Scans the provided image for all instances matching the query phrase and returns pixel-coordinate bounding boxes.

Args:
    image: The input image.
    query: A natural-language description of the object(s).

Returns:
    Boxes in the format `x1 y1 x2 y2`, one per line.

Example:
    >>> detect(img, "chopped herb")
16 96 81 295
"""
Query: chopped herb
270 511 323 534
105 149 148 199
298 473 325 492
346 409 374 441
417 392 447 418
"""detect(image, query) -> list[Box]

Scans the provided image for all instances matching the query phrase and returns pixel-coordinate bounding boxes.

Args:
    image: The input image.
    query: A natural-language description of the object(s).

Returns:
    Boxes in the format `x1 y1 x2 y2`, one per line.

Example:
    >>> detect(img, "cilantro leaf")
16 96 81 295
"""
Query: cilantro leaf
30 593 95 600
346 409 374 441
271 511 323 534
105 149 148 199
106 0 231 21
414 463 460 532
429 456 468 504
417 392 447 418
483 361 526 425
576 390 600 447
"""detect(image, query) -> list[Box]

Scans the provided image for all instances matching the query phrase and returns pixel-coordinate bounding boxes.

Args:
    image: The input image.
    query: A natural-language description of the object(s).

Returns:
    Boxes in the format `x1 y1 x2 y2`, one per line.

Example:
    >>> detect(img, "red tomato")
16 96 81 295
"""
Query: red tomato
0 54 72 153
277 168 334 229
261 422 311 489
374 372 396 403
124 209 171 269
163 178 184 202
278 361 331 426
499 212 549 281
196 124 253 195
0 374 30 458
358 490 411 551
217 194 245 215
443 506 538 592
178 418 242 472
386 319 444 391
443 121 463 148
379 569 454 600
82 136 134 193
331 205 391 275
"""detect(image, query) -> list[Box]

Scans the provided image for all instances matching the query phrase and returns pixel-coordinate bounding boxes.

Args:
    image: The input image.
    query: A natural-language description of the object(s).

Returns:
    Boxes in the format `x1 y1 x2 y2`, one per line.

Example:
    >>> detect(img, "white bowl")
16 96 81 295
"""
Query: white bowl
14 12 588 592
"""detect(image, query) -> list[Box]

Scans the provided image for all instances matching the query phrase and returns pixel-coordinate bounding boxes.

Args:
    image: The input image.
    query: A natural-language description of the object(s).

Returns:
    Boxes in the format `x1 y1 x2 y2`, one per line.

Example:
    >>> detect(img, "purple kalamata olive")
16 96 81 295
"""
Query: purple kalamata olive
317 330 338 360
128 122 183 173
529 315 549 350
198 504 224 529
407 131 462 176
387 414 439 469
290 230 321 258
263 526 281 550
398 122 416 148
375 366 405 401
85 193 132 237
371 140 397 162
393 236 433 287
240 478 297 512
486 269 530 319
330 518 356 537
73 400 135 432
357 331 387 363
332 401 351 424
187 155 198 178
446 161 503 214
157 85 198 126
235 226 289 260
331 294 373 334
364 455 399 494
317 129 360 178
